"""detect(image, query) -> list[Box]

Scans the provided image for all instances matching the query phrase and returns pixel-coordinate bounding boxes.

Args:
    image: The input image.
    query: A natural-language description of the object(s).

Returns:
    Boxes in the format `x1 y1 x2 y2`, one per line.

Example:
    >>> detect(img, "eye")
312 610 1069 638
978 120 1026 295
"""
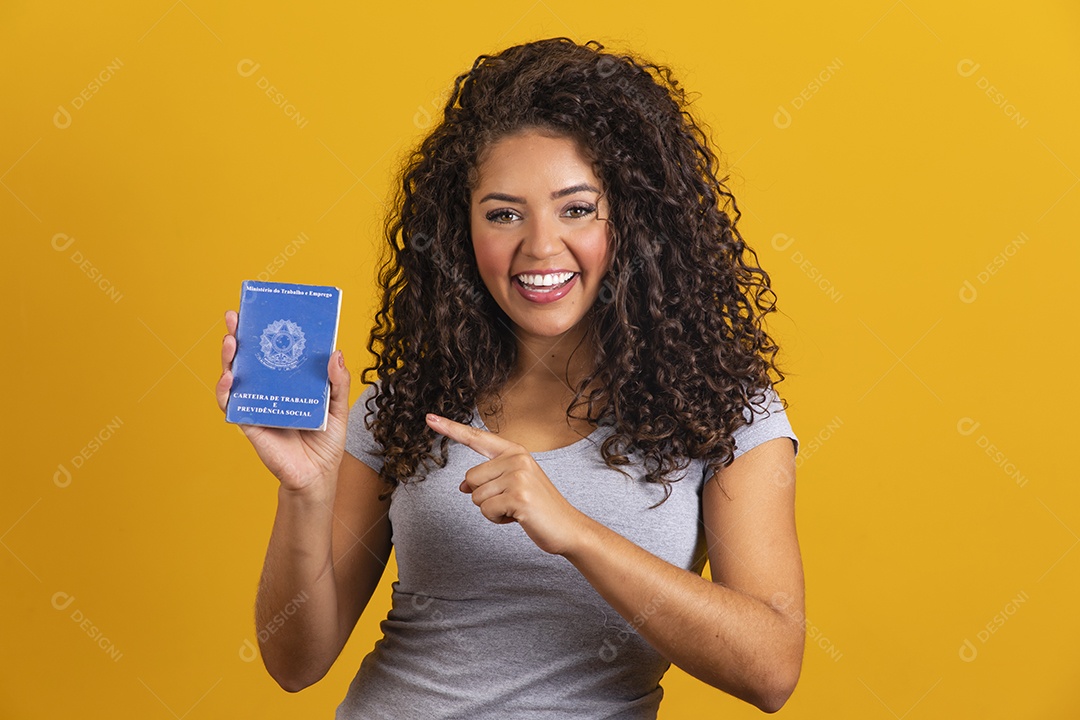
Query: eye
485 208 521 224
563 203 597 219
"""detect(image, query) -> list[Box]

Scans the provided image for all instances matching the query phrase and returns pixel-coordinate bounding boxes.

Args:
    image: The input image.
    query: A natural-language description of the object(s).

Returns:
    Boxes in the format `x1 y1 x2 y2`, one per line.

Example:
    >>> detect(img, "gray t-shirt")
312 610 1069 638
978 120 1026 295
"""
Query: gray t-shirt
337 382 799 719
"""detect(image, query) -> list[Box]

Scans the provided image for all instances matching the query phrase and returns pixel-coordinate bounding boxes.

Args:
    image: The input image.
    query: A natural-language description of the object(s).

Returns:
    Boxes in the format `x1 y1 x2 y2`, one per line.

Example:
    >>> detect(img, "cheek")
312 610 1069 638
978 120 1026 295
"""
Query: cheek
586 225 614 275
470 229 510 282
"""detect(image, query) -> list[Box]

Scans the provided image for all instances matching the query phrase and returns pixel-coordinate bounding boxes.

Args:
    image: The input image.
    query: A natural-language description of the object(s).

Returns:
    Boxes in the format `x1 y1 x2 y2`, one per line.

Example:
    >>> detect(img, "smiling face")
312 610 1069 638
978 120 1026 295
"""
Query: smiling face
469 128 612 346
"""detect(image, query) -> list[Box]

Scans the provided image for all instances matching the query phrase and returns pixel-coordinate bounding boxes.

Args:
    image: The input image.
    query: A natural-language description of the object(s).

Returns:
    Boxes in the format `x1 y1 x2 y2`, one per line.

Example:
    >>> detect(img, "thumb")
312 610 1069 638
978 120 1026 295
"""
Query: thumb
327 350 351 421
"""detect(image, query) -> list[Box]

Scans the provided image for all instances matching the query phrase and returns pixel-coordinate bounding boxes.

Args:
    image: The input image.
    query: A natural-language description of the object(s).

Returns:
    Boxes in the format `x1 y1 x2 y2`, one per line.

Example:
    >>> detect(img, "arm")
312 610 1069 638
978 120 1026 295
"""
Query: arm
254 453 392 692
560 437 804 712
425 413 803 713
216 309 392 692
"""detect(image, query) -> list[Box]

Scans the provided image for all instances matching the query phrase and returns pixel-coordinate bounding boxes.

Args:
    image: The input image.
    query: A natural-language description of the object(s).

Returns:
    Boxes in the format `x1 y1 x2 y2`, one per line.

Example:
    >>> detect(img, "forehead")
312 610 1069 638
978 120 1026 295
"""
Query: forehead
472 129 598 190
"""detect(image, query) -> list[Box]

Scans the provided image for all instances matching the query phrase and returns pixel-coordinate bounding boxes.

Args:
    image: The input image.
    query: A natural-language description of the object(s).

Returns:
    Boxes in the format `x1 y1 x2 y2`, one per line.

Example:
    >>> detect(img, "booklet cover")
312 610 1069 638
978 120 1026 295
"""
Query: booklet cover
225 280 342 431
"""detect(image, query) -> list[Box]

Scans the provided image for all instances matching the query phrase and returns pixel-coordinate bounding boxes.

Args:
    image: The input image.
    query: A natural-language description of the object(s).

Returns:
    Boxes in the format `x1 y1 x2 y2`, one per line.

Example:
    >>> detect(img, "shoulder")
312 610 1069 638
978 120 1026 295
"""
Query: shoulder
729 384 800 462
345 380 385 471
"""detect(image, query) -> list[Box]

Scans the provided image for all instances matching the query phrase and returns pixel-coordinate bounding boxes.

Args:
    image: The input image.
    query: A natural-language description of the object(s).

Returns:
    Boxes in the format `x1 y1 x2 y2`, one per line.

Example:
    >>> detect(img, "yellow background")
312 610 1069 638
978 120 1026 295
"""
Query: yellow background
4 1 1078 717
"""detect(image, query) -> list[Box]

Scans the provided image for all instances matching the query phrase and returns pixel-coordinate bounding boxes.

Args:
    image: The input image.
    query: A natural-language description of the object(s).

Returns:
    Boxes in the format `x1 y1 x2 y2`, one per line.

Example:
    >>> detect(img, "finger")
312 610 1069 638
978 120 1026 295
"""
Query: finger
221 309 238 375
477 495 518 524
218 310 238 414
465 473 505 504
327 350 351 422
426 414 514 460
221 331 236 375
216 366 232 413
460 456 508 492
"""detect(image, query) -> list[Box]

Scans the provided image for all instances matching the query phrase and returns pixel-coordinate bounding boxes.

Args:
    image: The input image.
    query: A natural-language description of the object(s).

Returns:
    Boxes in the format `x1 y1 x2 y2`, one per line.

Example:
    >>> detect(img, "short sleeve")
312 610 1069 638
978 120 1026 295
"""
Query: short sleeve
345 382 385 472
730 385 799 462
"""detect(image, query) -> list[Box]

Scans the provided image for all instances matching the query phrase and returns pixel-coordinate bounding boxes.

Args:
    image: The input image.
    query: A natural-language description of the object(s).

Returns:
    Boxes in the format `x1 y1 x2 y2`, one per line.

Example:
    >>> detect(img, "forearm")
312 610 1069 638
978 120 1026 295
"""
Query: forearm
562 515 804 713
255 481 342 691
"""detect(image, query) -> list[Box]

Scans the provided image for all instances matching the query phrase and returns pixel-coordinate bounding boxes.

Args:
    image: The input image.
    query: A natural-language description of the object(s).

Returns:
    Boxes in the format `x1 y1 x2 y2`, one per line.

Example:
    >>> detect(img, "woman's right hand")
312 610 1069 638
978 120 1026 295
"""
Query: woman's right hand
215 309 352 495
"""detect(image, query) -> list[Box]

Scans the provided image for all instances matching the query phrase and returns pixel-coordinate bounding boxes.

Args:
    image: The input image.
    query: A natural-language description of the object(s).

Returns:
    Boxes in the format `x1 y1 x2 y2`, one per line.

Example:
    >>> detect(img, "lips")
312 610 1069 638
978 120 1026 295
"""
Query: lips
512 271 579 303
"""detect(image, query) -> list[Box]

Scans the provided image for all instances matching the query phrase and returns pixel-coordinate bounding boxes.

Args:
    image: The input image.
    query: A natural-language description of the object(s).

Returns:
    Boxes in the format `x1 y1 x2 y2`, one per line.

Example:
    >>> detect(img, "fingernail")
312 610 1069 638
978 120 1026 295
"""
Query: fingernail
337 351 345 368
426 413 440 425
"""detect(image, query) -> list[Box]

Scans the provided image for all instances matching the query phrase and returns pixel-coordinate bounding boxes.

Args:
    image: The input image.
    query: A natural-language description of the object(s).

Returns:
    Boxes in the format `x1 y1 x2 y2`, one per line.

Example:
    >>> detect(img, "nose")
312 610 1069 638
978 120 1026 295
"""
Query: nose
520 212 565 260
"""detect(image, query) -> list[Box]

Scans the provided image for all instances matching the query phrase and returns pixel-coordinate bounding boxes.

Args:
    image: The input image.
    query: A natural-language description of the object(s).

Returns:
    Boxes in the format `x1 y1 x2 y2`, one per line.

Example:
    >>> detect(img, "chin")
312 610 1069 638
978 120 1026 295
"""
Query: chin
492 287 599 340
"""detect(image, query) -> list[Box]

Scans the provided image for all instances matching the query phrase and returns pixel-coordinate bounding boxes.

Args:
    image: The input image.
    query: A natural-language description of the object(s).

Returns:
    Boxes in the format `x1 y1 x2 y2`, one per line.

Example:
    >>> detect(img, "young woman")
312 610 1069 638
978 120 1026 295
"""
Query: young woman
218 37 804 718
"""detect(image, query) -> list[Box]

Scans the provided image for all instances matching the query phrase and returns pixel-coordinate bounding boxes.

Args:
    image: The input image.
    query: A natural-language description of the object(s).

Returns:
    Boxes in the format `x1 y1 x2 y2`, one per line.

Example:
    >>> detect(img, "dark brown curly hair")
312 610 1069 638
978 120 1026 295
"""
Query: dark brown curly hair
362 37 788 502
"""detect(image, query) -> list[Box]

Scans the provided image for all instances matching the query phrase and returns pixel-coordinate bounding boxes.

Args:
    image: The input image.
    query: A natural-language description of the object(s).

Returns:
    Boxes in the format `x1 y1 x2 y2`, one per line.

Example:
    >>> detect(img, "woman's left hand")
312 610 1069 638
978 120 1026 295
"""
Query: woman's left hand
425 413 589 556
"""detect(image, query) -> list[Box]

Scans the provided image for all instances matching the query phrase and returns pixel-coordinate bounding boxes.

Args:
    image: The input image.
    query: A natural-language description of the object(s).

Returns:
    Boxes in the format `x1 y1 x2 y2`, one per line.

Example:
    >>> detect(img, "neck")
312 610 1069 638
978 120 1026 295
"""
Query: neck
509 320 597 392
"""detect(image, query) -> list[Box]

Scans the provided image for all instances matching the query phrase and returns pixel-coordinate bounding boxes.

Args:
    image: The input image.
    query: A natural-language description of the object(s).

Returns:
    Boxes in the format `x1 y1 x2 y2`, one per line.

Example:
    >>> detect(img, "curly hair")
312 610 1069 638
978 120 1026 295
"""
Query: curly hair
362 37 788 503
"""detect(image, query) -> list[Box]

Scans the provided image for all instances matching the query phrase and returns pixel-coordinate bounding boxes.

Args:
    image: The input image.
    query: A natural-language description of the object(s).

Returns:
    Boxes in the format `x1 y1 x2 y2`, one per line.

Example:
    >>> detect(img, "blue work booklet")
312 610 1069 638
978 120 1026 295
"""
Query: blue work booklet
225 280 342 431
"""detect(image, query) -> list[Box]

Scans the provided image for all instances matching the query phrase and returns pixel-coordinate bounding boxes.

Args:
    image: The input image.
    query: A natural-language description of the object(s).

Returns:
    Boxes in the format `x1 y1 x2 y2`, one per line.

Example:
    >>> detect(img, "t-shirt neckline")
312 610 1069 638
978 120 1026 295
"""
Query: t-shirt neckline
471 407 607 460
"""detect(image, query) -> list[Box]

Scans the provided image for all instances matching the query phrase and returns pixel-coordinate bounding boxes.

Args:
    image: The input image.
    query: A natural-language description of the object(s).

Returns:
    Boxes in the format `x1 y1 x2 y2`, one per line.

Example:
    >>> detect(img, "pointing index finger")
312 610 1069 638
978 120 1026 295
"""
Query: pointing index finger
426 413 511 460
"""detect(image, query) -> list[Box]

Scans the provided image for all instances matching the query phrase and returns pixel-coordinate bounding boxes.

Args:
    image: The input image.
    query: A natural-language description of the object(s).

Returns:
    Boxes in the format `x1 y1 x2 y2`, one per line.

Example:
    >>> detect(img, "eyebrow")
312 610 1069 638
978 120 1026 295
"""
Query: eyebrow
478 183 601 204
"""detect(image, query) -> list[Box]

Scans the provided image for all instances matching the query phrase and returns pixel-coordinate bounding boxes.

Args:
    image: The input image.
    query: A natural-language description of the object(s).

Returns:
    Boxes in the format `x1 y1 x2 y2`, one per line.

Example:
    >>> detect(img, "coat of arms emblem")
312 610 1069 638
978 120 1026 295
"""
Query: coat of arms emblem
258 319 306 371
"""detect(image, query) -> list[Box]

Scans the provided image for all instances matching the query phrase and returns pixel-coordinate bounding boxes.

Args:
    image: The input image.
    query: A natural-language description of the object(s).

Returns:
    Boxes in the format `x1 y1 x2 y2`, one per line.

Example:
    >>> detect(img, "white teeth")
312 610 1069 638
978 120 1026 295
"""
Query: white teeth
516 271 575 288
